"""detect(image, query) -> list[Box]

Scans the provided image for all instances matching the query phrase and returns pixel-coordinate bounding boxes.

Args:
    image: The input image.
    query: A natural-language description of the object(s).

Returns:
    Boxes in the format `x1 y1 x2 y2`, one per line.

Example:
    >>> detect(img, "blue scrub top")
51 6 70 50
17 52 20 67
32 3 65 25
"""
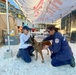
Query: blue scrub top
43 32 73 61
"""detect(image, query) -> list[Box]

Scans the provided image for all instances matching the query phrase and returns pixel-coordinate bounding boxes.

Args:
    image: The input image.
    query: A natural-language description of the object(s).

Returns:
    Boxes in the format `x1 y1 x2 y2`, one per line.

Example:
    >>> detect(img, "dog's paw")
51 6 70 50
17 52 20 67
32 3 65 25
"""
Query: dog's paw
35 58 37 61
42 60 44 63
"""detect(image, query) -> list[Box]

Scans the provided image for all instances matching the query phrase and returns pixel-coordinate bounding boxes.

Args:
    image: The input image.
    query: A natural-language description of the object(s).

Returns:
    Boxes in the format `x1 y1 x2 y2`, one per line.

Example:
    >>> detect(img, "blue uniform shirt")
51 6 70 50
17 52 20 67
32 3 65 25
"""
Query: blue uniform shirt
43 32 73 61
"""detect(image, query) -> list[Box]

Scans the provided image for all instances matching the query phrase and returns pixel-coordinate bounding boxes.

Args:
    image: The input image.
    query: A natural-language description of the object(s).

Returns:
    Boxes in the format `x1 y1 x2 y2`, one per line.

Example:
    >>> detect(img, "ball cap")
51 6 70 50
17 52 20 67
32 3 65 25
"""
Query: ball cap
23 26 31 30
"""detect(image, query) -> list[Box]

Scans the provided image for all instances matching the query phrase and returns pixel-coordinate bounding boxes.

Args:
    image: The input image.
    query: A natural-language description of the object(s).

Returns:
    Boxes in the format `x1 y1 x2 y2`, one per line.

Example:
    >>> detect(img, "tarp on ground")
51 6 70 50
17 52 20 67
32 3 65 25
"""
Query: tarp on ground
14 0 76 24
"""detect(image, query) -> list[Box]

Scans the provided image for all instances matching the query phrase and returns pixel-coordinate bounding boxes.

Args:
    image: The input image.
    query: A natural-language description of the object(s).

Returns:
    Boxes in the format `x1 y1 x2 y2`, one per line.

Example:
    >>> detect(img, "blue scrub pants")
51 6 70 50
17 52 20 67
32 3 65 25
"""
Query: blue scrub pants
17 46 34 63
51 53 71 67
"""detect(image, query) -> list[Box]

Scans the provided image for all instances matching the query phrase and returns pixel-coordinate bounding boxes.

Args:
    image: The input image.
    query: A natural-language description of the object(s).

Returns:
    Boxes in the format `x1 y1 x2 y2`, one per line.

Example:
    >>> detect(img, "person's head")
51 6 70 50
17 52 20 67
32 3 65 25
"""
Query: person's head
47 25 59 35
22 26 31 35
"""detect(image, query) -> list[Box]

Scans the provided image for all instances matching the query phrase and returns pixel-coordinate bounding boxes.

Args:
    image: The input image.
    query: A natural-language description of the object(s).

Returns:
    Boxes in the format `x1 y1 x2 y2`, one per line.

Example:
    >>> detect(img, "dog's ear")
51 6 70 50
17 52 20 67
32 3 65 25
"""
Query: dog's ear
30 35 34 38
32 35 35 38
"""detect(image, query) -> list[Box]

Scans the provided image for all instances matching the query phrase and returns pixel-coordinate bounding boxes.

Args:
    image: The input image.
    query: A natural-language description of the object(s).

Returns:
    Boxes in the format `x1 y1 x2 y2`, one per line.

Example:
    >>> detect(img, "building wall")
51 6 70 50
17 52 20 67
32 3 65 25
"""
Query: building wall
0 13 18 43
27 21 33 28
71 13 76 32
55 19 61 29
0 0 33 27
61 10 76 35
16 18 34 28
33 24 39 28
16 18 26 26
50 19 61 29
0 0 24 18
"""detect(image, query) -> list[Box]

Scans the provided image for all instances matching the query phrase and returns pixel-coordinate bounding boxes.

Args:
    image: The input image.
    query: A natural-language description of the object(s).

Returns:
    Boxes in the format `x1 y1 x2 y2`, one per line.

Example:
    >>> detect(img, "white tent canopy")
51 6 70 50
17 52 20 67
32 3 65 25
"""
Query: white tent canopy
14 0 76 24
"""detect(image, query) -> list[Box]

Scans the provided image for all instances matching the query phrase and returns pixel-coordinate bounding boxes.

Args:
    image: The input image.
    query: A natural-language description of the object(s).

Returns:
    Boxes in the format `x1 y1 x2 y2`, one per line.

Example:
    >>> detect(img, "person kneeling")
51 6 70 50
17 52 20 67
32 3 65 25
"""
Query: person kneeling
17 26 34 63
43 25 75 67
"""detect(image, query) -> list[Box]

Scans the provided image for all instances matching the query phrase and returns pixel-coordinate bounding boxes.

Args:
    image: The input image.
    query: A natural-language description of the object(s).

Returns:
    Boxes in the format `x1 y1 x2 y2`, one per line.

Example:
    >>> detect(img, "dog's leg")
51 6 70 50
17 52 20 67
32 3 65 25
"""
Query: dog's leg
39 50 44 63
47 48 49 55
35 50 38 60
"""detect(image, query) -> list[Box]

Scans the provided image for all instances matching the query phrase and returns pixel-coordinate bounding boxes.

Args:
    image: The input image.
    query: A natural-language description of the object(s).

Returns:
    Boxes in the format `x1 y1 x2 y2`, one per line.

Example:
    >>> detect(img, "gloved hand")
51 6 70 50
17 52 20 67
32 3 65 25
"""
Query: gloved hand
29 44 32 46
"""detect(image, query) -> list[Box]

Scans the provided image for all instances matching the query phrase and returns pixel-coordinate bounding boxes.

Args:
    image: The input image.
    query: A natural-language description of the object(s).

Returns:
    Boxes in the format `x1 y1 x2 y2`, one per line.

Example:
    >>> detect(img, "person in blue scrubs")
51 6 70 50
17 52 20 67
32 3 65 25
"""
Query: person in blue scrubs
17 26 34 63
43 25 75 67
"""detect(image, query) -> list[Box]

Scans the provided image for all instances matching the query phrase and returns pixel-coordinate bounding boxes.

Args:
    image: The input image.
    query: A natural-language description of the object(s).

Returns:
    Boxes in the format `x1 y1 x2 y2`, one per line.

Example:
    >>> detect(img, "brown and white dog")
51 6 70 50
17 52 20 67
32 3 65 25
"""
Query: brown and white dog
30 36 52 63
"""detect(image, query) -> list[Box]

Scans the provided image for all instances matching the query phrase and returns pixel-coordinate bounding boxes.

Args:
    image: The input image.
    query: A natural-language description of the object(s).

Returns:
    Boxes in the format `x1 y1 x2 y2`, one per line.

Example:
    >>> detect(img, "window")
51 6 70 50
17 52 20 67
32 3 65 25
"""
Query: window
0 3 5 8
9 5 15 11
10 8 13 10
0 10 5 13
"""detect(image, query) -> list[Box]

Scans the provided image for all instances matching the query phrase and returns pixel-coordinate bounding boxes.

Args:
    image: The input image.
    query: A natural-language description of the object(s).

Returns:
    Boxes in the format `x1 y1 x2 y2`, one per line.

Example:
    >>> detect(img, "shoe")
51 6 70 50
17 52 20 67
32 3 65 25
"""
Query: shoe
30 54 35 57
16 54 21 58
70 56 75 67
16 51 21 58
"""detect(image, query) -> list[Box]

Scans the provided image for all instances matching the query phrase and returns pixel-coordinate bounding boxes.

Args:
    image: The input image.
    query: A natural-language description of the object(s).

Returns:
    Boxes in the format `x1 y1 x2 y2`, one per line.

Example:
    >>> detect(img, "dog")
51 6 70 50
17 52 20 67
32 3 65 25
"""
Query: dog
30 36 52 63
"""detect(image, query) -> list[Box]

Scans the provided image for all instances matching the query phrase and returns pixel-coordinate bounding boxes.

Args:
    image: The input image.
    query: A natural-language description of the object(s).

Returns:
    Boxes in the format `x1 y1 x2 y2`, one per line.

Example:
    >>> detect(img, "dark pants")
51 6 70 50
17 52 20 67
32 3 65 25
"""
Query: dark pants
51 53 71 67
51 53 57 59
17 46 34 63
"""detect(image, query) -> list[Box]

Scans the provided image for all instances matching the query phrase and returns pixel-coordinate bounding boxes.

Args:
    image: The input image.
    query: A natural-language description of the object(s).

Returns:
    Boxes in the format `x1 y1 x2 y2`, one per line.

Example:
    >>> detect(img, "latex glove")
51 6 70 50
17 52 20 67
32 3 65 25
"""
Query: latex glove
29 44 32 46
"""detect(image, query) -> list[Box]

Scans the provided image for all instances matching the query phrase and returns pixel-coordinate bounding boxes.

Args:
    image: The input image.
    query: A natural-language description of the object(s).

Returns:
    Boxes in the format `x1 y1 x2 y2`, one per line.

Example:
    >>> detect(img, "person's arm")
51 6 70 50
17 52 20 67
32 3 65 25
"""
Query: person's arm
20 35 30 48
49 37 61 53
43 35 52 41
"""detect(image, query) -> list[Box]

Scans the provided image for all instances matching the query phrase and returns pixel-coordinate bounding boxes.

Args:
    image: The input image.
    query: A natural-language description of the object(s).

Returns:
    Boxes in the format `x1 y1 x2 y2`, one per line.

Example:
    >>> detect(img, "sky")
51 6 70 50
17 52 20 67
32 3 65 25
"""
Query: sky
8 0 19 9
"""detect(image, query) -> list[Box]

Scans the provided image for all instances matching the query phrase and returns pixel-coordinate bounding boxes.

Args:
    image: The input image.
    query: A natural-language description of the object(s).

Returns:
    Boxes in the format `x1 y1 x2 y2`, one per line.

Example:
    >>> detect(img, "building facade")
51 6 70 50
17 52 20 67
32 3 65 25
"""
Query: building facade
61 10 76 35
0 0 33 27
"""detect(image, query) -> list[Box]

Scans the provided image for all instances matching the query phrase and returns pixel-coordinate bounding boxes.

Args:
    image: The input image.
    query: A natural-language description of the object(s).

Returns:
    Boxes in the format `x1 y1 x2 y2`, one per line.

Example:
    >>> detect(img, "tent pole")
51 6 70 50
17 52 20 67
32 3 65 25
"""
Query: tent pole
6 0 10 50
26 17 27 24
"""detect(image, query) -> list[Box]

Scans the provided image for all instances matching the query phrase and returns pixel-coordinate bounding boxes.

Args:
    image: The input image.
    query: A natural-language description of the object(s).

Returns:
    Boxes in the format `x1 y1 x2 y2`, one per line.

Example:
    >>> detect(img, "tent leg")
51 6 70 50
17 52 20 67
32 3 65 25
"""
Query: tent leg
4 0 13 59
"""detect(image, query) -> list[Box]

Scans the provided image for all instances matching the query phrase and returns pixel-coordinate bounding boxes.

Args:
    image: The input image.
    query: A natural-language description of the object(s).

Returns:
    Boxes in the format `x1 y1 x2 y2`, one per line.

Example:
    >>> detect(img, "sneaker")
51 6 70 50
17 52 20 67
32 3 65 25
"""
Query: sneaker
16 54 21 58
30 54 35 57
16 51 21 58
70 56 75 67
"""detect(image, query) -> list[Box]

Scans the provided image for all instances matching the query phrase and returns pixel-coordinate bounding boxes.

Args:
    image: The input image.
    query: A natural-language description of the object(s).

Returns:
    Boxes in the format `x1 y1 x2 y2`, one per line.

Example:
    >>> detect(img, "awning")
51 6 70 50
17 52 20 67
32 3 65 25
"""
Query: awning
14 0 76 24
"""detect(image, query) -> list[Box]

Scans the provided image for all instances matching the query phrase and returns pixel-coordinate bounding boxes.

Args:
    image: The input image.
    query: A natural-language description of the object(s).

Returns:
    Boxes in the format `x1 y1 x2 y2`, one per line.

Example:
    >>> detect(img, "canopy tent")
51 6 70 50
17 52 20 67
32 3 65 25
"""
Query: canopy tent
14 0 76 24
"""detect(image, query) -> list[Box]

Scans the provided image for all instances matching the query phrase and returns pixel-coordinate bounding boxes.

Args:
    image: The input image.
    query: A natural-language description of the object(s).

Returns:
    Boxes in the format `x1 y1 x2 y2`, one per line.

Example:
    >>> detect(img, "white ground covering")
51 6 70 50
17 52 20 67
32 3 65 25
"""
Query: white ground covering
0 38 76 75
